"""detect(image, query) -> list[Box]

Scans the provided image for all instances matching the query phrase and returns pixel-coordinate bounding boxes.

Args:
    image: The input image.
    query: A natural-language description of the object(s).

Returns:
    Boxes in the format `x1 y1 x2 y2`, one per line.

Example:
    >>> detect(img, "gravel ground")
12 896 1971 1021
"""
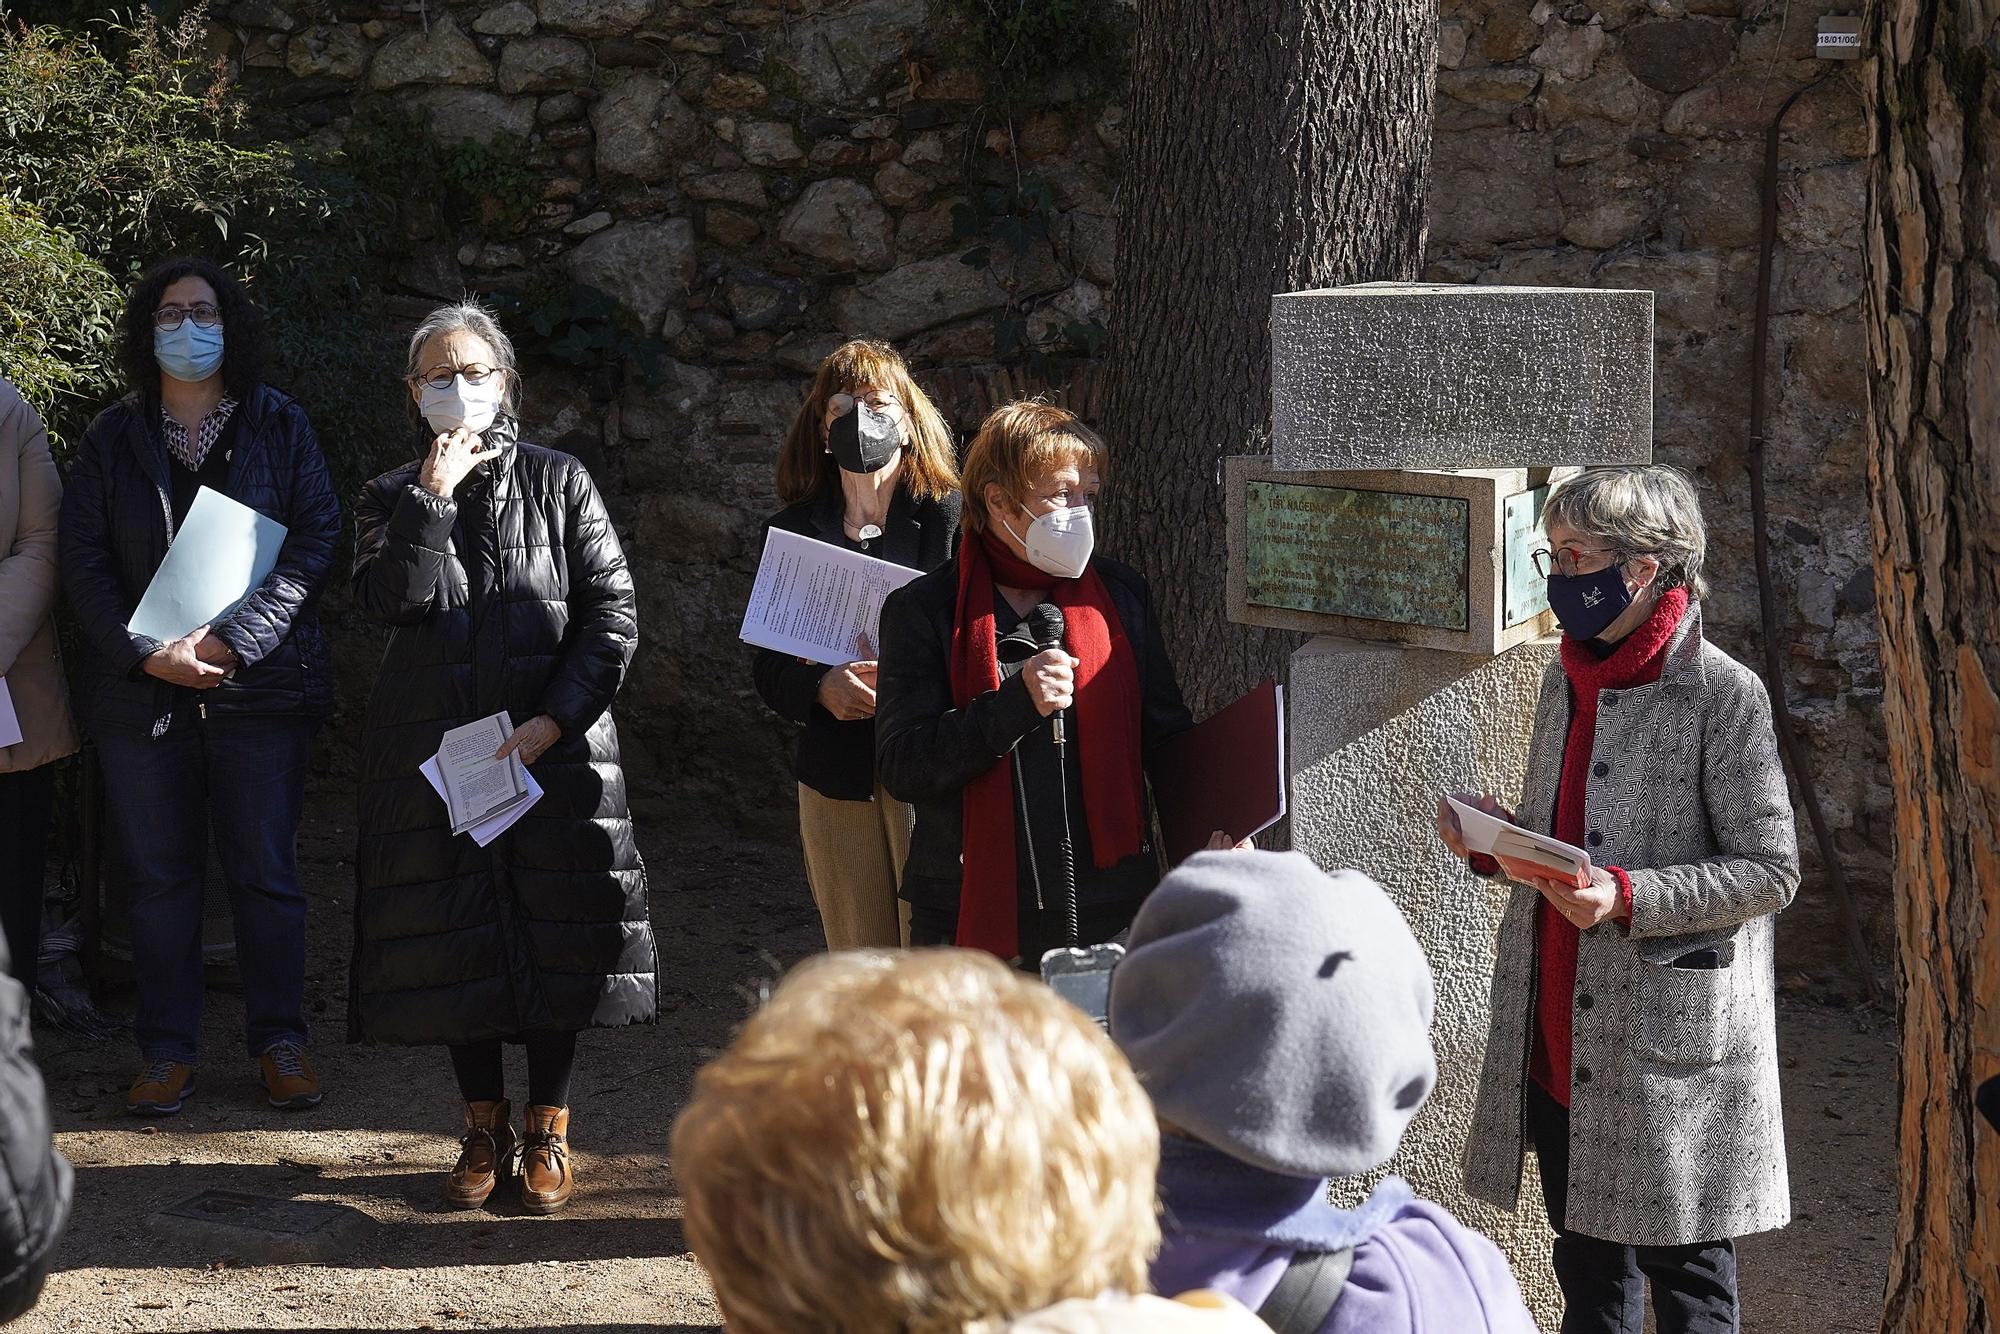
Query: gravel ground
13 780 1896 1333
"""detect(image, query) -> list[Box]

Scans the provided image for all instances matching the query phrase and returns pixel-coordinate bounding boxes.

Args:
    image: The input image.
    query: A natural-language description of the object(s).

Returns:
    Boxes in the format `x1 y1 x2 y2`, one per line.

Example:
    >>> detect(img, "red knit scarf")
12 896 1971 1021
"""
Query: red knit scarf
1531 586 1691 1105
949 529 1145 957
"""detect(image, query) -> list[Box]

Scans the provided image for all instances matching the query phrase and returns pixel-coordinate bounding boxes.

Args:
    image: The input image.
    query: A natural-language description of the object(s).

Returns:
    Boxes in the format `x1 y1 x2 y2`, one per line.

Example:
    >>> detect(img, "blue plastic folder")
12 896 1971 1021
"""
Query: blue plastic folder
128 487 289 643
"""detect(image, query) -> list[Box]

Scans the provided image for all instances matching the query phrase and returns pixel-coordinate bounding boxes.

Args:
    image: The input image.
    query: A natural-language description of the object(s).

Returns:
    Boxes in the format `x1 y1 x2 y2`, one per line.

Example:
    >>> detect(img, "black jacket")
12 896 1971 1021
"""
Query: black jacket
752 487 960 801
348 420 655 1046
0 940 70 1324
875 554 1194 914
58 386 339 734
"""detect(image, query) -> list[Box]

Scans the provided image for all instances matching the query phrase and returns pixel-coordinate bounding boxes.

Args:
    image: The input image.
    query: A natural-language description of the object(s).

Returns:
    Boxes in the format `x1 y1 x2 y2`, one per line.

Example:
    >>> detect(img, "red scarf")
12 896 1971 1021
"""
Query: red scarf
1531 587 1690 1106
949 529 1145 957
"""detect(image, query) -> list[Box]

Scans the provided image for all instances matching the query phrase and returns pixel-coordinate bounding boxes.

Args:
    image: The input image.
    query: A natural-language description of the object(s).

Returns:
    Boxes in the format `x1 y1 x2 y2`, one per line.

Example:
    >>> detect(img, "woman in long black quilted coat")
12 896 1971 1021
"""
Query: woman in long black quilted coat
350 302 654 1215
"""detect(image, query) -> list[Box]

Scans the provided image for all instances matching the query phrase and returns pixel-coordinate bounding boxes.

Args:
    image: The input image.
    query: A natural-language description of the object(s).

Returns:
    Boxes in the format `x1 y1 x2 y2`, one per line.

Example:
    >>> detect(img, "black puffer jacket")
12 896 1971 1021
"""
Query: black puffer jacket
0 938 70 1323
58 386 339 734
348 419 654 1046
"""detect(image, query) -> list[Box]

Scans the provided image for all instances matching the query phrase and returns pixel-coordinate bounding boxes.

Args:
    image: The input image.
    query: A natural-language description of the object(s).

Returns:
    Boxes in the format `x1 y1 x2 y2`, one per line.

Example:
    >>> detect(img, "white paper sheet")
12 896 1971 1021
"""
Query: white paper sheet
420 755 542 846
434 714 532 835
739 527 922 667
129 487 289 643
1251 684 1287 840
1445 794 1592 872
0 678 21 749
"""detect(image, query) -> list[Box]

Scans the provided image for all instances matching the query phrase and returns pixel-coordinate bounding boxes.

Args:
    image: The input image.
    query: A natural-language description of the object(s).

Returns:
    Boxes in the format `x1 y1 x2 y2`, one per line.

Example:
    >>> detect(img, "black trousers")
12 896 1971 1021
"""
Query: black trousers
0 767 54 998
448 1031 579 1108
1528 1081 1740 1334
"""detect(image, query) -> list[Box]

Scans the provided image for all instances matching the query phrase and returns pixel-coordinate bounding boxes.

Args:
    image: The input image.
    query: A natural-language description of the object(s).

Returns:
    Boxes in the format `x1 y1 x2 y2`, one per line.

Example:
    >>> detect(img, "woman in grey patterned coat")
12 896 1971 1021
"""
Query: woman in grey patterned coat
1438 465 1799 1334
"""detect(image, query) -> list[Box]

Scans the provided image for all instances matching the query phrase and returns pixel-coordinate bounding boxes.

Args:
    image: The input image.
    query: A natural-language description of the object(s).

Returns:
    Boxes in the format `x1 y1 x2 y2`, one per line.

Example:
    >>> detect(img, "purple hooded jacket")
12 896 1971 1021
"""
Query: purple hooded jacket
1151 1138 1538 1334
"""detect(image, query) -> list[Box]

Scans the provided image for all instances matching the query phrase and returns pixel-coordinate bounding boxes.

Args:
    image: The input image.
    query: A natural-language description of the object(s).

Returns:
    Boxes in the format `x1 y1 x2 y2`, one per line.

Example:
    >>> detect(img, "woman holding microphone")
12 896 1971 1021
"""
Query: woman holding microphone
875 401 1192 964
754 340 959 951
1438 465 1798 1334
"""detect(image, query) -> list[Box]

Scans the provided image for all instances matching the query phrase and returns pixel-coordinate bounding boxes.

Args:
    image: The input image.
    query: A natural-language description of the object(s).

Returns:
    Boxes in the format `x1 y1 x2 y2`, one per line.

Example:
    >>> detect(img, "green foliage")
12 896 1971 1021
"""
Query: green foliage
0 8 427 495
0 8 348 454
0 10 313 279
947 0 1134 105
438 132 537 231
0 197 119 421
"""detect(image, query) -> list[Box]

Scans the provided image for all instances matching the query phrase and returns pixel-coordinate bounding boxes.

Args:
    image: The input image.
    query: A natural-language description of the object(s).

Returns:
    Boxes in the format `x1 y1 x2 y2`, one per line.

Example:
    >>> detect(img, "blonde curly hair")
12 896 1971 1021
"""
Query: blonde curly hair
671 949 1161 1334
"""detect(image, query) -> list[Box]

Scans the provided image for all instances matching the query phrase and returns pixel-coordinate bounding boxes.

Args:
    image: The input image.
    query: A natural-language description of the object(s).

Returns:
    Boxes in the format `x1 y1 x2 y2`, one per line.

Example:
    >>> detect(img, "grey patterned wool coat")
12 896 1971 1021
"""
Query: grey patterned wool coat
1464 607 1800 1247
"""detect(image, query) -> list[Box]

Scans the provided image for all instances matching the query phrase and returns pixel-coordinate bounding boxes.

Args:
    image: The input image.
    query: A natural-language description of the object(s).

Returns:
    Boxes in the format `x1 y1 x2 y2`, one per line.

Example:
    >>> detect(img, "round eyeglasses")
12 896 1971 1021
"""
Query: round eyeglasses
413 365 500 391
154 303 222 331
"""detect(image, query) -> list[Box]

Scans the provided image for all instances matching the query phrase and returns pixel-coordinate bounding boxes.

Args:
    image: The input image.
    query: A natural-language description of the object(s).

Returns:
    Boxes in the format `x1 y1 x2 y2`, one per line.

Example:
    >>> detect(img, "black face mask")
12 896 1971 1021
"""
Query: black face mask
827 400 902 474
1545 563 1634 641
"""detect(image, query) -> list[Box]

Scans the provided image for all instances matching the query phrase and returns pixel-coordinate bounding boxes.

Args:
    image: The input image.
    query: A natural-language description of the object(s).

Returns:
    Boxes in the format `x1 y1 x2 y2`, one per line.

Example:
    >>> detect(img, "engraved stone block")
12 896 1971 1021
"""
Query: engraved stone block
1270 282 1655 470
1225 457 1576 656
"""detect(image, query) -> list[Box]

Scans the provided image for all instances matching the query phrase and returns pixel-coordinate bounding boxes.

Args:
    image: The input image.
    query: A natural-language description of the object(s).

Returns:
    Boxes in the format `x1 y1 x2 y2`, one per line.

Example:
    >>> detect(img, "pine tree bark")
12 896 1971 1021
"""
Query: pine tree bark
1100 3 1437 714
1863 5 2000 1331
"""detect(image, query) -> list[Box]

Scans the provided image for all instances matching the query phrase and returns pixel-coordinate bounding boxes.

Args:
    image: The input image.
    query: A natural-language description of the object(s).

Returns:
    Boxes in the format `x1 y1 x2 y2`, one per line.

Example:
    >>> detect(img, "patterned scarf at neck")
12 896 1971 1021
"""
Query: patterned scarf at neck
160 395 239 471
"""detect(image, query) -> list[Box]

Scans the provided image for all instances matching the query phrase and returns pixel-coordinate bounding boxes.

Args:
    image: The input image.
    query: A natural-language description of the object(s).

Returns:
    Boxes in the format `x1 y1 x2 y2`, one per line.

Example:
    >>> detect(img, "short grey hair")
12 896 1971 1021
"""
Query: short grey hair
1544 464 1709 601
404 300 521 417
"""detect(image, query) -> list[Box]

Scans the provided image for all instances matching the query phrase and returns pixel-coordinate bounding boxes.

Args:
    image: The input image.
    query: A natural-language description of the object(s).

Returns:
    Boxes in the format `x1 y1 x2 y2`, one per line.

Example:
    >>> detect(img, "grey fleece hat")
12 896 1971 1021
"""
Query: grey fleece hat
1109 849 1437 1179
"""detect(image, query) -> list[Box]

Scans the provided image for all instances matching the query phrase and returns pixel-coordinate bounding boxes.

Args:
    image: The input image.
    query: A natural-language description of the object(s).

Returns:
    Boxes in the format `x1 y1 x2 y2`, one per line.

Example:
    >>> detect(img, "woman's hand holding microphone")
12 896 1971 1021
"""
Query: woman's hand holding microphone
1022 647 1077 718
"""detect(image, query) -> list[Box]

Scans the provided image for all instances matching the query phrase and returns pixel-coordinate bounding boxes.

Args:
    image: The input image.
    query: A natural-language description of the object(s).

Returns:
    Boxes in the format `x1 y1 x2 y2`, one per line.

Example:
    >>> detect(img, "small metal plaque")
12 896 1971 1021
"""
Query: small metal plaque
1245 481 1469 631
1503 487 1552 627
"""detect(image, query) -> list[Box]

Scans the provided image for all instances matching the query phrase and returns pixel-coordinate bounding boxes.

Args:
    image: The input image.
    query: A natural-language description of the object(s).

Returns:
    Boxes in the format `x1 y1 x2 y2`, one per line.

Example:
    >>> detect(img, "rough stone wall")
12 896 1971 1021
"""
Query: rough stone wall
217 0 1121 841
213 0 1883 980
1424 0 1886 983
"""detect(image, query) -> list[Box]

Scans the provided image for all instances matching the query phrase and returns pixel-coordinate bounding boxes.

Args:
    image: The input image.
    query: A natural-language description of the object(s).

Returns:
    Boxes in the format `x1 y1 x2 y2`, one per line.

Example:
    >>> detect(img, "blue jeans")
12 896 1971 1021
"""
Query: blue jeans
95 712 315 1064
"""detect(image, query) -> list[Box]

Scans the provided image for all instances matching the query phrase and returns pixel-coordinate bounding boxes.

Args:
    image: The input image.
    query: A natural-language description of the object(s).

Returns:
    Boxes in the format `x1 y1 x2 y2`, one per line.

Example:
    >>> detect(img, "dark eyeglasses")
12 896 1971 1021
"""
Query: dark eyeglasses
412 365 500 391
1531 544 1624 579
154 303 222 331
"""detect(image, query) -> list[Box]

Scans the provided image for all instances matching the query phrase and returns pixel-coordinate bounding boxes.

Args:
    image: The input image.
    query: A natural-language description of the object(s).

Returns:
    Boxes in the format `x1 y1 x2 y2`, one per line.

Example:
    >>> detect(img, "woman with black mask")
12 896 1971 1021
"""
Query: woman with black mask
754 339 960 951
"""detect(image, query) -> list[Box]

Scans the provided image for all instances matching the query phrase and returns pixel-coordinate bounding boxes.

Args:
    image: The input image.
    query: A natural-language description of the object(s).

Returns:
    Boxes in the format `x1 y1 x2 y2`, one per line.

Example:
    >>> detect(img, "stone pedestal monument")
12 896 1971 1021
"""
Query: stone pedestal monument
1224 283 1655 1329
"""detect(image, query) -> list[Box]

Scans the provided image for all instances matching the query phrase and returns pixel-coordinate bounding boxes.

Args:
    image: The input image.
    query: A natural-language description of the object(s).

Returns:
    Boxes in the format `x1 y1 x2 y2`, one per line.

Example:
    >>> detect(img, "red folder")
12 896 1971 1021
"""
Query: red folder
1151 679 1287 867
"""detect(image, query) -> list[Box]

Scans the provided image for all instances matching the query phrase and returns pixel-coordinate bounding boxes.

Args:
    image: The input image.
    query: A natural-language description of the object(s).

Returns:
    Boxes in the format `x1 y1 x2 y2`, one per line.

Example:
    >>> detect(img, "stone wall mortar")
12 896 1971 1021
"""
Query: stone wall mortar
222 0 1884 982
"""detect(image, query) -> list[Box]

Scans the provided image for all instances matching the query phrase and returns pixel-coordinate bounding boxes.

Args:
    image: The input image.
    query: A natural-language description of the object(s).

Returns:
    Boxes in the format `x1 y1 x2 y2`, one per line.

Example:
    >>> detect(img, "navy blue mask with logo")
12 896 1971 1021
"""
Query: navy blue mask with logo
1546 562 1634 642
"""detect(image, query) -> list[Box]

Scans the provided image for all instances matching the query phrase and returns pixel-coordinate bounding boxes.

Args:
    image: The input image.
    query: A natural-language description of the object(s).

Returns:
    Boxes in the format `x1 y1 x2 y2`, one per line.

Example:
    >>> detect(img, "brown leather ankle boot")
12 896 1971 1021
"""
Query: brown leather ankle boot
519 1104 573 1215
444 1099 514 1209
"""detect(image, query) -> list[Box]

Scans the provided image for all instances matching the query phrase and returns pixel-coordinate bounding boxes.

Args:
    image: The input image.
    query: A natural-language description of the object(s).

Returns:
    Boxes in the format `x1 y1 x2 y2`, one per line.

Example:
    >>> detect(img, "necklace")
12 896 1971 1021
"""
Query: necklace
844 516 884 543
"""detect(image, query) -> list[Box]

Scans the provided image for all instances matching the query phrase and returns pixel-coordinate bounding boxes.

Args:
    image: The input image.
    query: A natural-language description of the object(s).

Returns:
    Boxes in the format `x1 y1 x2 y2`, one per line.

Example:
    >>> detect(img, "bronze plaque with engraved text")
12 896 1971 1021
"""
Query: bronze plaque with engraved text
1244 481 1470 631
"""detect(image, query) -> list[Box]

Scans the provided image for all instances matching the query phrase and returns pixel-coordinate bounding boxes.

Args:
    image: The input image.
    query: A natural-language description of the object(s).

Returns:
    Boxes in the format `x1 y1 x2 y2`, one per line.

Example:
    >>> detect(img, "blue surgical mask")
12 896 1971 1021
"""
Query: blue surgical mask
1545 563 1634 642
154 323 225 383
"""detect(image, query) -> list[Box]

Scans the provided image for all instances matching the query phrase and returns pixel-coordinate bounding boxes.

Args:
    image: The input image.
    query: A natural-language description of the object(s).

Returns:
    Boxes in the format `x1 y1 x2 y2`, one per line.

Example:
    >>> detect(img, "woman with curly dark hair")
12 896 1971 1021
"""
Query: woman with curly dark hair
59 256 340 1119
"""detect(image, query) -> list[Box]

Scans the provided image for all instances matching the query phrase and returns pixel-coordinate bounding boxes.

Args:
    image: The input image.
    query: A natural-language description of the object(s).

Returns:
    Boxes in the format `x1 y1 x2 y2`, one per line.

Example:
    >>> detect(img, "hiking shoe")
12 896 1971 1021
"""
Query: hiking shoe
127 1061 197 1117
259 1043 324 1110
445 1099 515 1210
519 1104 574 1215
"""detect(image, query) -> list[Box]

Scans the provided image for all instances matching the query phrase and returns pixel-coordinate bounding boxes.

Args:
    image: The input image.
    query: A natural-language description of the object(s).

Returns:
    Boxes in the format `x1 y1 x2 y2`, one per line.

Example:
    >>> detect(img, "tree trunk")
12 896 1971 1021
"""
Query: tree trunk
1863 5 2000 1332
1100 3 1438 715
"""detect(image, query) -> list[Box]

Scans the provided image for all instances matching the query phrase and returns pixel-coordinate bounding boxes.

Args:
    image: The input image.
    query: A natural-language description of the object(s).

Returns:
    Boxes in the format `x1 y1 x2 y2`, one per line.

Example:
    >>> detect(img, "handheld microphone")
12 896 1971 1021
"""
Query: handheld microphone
1026 603 1067 743
1023 603 1079 947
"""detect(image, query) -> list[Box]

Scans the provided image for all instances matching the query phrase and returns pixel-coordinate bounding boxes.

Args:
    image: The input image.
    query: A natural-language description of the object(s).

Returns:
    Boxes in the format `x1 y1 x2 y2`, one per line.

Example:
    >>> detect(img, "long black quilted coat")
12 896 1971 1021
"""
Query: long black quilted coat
58 385 339 735
347 418 655 1046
